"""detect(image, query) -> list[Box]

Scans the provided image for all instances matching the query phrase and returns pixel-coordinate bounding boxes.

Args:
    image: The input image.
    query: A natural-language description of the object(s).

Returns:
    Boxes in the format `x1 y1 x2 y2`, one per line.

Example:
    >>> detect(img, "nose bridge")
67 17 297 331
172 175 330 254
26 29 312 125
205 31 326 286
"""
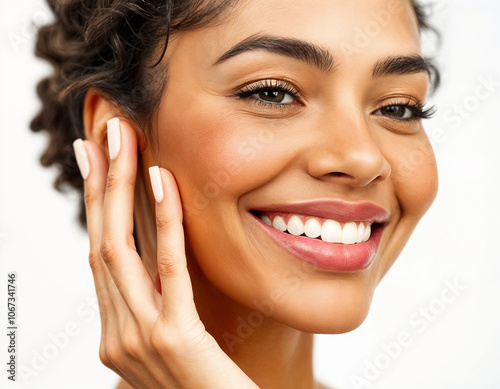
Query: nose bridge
306 103 391 186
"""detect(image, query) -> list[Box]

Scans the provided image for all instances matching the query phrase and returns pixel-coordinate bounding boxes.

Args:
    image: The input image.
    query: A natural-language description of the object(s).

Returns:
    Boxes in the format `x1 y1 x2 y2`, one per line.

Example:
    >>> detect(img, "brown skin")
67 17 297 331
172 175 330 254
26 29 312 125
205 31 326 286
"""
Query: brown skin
84 0 438 387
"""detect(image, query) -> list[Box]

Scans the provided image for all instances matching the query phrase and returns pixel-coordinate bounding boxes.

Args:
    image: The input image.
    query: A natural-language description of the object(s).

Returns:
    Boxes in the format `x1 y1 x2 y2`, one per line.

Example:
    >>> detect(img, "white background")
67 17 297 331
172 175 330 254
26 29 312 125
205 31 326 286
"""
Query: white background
1 1 499 388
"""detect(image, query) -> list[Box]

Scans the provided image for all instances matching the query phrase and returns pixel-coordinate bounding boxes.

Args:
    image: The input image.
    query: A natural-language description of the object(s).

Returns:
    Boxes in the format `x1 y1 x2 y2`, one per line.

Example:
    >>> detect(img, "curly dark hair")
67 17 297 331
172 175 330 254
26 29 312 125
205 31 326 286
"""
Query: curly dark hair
30 0 440 228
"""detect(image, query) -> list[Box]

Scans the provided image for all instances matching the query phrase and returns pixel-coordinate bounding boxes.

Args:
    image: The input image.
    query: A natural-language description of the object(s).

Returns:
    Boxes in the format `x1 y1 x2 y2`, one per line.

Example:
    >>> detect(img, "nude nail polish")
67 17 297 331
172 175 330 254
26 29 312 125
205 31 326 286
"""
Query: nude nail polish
149 166 164 203
73 139 90 179
107 117 121 160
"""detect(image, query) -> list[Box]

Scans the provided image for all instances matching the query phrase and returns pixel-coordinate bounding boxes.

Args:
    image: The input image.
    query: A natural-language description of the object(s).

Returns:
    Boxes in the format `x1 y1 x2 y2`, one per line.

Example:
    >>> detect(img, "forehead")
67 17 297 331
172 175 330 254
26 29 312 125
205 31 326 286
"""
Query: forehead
201 0 422 60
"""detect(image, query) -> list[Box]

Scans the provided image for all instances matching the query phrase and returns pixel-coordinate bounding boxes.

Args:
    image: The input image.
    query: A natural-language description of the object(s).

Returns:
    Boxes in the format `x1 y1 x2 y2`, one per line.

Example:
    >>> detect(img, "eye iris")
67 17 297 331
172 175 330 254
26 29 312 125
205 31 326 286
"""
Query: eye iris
259 89 285 103
383 105 407 118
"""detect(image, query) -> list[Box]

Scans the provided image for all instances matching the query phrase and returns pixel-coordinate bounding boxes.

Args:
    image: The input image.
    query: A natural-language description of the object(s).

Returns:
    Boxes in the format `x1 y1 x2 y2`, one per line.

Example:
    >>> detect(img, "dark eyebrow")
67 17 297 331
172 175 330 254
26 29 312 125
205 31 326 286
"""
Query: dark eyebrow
213 33 336 73
372 55 431 78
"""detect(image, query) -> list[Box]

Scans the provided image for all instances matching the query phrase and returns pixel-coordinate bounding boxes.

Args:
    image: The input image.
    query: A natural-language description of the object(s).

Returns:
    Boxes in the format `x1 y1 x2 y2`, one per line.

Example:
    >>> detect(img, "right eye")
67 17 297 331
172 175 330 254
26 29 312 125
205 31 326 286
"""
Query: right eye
234 79 301 109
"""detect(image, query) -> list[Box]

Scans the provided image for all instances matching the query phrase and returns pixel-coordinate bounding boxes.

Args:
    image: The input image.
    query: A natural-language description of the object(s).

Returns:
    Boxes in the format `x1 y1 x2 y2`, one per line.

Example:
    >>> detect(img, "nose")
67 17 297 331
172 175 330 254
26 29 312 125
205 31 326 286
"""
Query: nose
306 110 391 187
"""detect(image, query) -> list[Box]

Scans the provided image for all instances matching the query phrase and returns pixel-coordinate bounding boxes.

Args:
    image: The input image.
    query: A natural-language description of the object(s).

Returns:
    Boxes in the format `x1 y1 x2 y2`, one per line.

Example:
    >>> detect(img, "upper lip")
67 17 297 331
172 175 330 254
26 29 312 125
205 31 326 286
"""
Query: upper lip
252 199 390 223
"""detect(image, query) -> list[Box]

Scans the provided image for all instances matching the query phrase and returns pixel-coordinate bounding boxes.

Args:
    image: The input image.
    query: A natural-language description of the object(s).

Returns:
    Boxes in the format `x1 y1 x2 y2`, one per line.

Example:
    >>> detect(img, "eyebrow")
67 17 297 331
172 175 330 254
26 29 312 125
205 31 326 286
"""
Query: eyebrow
214 34 430 79
372 55 431 78
213 34 336 73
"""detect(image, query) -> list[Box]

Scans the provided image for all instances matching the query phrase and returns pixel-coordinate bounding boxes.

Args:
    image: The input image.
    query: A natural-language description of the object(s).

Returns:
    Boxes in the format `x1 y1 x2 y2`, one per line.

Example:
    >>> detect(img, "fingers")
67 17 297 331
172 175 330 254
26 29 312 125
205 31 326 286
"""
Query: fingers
74 129 256 389
76 117 199 326
149 167 199 321
74 119 156 318
98 118 157 316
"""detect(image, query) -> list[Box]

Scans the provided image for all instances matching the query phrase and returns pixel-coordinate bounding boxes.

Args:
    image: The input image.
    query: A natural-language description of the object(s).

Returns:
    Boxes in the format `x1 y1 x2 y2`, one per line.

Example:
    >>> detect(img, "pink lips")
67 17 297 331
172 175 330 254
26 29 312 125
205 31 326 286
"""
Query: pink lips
251 200 389 272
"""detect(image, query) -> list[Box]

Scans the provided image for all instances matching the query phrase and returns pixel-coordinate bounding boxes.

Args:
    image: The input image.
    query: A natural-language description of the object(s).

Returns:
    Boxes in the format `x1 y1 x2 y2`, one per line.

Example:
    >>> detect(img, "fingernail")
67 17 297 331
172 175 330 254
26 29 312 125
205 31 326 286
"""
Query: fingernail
73 139 90 179
149 166 164 203
107 117 121 160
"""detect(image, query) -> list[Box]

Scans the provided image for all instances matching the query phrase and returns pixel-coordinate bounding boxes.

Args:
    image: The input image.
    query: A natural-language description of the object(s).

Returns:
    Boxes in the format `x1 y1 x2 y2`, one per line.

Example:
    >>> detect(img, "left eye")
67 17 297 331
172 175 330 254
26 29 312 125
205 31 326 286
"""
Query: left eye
376 105 413 120
251 89 295 104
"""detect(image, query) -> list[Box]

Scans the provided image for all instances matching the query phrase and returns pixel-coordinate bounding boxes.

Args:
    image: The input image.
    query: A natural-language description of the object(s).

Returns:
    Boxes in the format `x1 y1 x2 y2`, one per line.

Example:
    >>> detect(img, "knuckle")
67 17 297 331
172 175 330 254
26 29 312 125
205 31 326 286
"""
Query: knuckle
105 338 125 366
156 215 172 230
84 187 96 206
100 239 117 265
102 325 146 366
156 215 183 230
88 250 102 273
105 172 121 193
98 344 113 368
157 254 180 278
121 334 142 360
106 171 135 193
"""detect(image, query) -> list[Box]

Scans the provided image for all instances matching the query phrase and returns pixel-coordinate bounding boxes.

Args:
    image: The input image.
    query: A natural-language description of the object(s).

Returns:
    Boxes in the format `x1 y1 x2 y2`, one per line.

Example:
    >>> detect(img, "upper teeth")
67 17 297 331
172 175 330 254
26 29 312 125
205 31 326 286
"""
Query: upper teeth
260 214 371 244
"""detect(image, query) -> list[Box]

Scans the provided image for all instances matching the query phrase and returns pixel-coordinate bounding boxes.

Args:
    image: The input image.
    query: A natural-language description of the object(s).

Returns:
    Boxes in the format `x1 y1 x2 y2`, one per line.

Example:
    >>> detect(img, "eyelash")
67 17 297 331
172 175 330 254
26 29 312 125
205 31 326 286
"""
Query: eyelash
234 79 436 121
377 99 436 122
234 79 301 110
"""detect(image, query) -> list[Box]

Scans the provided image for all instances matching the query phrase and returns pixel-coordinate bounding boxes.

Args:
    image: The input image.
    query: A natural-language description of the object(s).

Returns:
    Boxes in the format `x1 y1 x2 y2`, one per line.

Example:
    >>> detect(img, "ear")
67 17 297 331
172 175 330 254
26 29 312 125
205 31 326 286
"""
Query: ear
83 89 147 155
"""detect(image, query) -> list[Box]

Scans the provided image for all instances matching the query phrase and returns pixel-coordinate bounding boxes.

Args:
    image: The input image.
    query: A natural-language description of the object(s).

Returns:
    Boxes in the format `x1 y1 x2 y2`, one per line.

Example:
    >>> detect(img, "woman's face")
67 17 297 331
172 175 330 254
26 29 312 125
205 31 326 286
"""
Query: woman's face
141 0 438 333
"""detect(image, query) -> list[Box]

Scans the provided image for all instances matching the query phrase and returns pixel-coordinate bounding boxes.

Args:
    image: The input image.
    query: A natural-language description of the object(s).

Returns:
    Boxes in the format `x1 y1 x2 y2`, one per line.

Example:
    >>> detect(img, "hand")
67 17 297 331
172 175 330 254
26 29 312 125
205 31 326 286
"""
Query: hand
73 118 258 389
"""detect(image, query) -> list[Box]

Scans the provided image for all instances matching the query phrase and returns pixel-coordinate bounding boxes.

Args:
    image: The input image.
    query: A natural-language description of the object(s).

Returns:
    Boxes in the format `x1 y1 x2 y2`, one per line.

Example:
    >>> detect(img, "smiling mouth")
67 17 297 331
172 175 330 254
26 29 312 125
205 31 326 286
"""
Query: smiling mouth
252 211 375 244
248 201 389 271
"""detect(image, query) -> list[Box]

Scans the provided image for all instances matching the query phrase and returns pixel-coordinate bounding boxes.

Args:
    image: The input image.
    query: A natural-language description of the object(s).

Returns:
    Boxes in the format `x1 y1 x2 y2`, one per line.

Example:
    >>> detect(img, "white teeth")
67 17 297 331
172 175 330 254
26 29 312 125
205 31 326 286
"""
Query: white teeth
260 213 373 244
304 218 321 238
357 222 366 243
342 222 358 244
287 215 304 236
321 220 342 243
261 215 272 226
363 224 371 242
272 215 287 232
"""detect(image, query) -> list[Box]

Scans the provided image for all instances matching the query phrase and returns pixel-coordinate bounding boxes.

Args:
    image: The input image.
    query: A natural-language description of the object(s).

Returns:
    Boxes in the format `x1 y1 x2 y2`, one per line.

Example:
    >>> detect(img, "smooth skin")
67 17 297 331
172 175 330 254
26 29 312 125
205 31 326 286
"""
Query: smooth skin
76 0 438 388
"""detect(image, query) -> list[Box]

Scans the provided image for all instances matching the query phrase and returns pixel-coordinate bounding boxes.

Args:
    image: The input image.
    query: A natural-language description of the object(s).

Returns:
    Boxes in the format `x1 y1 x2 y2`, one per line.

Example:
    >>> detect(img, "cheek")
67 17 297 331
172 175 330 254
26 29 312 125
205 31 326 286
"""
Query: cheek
157 96 287 211
387 132 439 218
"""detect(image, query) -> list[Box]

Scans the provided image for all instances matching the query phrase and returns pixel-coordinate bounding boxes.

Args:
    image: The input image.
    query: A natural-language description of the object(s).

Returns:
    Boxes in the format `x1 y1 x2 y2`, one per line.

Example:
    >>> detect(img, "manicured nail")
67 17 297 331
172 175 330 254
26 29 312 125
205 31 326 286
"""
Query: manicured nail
149 166 164 203
107 117 121 160
73 139 90 179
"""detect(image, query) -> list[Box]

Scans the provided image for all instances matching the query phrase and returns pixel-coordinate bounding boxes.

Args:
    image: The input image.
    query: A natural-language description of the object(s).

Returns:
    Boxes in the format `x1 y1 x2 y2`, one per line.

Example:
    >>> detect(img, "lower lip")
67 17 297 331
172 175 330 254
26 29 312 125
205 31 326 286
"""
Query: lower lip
250 213 384 272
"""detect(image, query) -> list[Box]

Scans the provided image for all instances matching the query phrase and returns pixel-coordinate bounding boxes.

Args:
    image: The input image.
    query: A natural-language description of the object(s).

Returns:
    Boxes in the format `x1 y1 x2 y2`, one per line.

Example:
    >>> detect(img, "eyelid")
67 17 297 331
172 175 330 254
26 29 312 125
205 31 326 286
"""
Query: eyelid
234 78 301 96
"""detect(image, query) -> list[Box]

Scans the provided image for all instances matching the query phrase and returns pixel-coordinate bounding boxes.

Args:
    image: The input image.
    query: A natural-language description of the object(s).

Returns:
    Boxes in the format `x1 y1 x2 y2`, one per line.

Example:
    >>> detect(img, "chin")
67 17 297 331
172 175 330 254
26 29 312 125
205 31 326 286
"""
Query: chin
248 274 374 334
277 298 369 334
